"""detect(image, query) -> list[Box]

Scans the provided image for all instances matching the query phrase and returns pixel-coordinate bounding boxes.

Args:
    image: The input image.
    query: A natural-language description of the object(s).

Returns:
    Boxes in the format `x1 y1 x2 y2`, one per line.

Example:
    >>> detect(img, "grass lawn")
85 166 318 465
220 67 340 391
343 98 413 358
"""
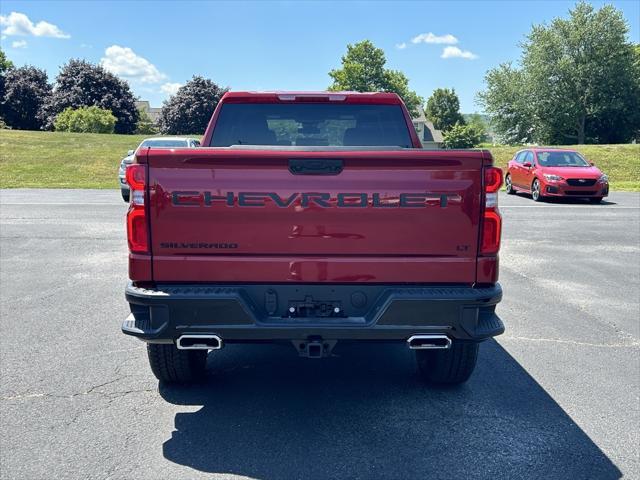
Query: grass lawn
1 129 639 190
0 130 149 189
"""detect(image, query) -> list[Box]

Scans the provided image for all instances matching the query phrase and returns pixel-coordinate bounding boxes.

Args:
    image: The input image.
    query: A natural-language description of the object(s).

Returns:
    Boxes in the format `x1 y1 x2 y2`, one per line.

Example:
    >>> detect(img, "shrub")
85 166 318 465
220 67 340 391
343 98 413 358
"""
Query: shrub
443 123 483 149
54 106 117 134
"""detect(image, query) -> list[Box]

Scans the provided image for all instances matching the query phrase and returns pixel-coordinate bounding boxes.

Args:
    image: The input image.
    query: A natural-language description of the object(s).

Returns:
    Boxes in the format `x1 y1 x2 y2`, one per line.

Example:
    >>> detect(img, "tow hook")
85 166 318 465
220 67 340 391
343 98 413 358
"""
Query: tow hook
293 338 337 358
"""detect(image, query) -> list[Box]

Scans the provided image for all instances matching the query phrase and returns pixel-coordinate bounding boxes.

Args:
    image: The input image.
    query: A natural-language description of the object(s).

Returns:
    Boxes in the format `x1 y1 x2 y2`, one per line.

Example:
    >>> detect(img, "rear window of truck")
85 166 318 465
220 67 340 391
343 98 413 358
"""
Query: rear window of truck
210 103 413 148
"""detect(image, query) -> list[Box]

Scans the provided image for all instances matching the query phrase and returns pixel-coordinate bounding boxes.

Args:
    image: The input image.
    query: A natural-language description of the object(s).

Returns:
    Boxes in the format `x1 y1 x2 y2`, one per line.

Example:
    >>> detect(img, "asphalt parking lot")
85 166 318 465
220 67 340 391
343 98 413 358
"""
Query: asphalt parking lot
1 189 638 480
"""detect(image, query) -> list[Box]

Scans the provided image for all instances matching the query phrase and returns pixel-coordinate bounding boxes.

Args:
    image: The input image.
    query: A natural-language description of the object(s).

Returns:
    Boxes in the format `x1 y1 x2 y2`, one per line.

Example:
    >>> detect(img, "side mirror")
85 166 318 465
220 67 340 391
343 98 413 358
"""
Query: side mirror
127 150 134 156
590 162 595 166
523 162 532 168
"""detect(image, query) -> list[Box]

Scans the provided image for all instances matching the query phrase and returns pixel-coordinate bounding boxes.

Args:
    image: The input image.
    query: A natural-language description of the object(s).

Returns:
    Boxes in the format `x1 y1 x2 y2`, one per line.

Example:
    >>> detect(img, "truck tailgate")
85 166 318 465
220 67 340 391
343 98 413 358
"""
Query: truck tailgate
145 148 484 283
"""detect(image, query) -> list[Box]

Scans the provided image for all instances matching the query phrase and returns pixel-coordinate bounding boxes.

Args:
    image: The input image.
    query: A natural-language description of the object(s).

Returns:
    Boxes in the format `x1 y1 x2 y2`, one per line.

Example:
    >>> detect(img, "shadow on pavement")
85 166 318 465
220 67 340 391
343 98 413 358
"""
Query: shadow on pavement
159 340 621 479
513 192 616 205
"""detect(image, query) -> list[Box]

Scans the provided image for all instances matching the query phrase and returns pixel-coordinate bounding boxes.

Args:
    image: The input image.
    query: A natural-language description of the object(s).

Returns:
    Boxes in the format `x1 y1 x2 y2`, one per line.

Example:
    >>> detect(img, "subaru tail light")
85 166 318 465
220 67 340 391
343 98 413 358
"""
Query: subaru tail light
480 167 503 255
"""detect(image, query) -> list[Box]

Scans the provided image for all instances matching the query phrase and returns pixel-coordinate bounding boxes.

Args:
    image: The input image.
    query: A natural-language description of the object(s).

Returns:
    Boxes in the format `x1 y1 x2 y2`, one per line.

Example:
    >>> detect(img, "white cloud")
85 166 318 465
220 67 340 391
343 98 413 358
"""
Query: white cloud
411 32 458 45
160 82 183 96
0 12 70 38
80 43 92 49
441 46 478 60
395 42 407 50
100 45 167 84
11 39 27 49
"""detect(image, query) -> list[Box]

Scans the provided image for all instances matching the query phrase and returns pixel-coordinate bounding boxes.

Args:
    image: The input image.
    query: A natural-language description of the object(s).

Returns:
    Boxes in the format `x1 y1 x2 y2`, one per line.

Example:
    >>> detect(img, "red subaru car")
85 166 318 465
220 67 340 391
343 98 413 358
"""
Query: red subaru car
505 148 609 203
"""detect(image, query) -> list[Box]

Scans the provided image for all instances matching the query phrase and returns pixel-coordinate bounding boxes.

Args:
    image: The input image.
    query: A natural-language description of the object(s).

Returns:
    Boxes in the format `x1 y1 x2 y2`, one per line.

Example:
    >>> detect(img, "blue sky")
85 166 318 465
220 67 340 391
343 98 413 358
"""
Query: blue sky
1 0 638 113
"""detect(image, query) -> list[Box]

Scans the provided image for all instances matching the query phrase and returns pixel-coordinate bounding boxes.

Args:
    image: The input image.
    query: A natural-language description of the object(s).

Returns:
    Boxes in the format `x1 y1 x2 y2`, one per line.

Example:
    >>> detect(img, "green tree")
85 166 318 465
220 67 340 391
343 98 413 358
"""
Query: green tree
443 123 483 149
0 49 13 72
1 66 51 130
54 106 117 133
424 88 465 131
479 2 639 144
44 59 139 134
477 64 534 144
328 40 423 115
464 114 489 139
159 76 227 135
0 48 15 122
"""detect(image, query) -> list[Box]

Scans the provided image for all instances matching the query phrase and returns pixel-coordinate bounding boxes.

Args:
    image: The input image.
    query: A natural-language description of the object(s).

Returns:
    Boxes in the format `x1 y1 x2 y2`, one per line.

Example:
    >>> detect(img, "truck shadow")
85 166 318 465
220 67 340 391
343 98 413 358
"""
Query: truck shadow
159 340 621 479
515 193 616 205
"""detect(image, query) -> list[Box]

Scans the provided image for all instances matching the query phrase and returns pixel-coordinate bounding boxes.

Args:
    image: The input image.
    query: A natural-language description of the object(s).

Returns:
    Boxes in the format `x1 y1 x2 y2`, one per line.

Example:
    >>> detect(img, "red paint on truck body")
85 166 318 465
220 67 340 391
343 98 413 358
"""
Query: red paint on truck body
128 91 499 285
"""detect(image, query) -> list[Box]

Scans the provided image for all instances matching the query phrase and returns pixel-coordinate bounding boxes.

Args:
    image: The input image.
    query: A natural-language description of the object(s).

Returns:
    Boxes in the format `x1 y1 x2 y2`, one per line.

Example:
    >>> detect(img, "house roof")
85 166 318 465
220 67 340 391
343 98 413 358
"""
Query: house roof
423 120 443 143
412 109 444 143
136 100 161 123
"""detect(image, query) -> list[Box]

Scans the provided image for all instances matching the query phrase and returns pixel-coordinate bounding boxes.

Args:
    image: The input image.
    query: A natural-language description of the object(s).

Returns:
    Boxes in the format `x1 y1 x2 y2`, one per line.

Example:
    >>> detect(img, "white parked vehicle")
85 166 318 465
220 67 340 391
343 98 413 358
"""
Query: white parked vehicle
119 137 200 202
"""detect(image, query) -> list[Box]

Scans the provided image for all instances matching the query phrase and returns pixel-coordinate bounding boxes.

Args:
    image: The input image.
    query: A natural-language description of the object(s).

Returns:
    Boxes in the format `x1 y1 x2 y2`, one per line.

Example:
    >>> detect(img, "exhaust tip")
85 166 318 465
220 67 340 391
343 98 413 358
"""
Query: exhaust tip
407 335 452 350
176 334 223 350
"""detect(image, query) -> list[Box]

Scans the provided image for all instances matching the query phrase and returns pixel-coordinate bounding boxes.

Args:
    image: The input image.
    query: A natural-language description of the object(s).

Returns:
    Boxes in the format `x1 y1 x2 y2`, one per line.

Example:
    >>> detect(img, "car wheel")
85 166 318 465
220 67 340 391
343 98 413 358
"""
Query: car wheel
505 174 515 194
415 341 479 385
531 179 544 202
147 343 208 384
121 189 130 203
589 197 603 204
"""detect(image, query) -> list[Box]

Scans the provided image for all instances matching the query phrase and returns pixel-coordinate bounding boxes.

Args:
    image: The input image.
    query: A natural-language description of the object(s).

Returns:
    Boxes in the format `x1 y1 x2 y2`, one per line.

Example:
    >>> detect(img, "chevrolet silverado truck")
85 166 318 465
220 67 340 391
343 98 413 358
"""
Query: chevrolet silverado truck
122 91 504 385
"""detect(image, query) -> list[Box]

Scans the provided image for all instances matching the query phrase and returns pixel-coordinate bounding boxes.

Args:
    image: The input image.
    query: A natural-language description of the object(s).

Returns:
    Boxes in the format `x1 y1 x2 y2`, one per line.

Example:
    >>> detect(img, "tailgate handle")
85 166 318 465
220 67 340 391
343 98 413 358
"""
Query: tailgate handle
289 159 343 175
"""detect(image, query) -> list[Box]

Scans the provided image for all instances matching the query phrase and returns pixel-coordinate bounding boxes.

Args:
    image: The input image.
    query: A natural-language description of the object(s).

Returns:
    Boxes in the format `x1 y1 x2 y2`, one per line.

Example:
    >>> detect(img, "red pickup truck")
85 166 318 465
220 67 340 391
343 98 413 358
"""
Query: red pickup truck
122 91 504 385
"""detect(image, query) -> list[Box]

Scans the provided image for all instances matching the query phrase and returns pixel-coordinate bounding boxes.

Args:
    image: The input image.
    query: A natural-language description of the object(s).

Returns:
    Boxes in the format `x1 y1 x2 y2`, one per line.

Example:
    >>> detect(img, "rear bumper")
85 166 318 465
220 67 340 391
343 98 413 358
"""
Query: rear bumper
122 282 504 344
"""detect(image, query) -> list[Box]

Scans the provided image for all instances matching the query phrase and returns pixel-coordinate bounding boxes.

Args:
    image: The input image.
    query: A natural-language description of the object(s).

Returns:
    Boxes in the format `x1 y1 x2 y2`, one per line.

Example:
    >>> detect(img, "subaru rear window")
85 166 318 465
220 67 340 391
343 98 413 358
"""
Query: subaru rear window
210 103 413 147
140 139 189 148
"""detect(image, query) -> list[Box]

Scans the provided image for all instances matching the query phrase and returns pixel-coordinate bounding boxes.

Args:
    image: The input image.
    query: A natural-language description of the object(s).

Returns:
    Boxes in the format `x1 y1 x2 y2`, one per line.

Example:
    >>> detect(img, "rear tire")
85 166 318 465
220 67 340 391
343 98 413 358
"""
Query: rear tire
505 174 515 194
531 179 544 202
121 189 130 203
589 197 603 204
146 343 207 384
416 341 479 385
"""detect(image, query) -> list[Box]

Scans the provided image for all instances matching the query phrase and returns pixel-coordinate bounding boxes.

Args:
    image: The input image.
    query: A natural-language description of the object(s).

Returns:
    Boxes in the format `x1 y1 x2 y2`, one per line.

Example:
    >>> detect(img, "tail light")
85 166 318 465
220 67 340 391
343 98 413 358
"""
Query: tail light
481 167 503 255
126 164 149 253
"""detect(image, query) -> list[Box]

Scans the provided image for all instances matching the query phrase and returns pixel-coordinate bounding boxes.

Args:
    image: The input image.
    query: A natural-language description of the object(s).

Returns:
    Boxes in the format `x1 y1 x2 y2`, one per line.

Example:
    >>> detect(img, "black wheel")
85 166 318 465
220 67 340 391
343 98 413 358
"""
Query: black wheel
589 197 603 204
121 189 130 203
531 179 544 202
146 343 207 384
505 174 515 194
415 341 479 385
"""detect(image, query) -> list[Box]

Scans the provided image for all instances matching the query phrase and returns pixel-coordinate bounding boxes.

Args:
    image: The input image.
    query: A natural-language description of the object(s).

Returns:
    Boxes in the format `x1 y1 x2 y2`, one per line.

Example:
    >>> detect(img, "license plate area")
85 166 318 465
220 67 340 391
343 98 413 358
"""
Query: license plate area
286 295 344 318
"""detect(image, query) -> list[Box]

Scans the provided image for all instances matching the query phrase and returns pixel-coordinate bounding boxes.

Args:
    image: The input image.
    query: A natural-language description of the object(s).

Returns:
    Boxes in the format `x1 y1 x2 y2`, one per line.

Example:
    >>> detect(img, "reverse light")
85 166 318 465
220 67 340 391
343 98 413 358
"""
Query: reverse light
125 164 148 253
543 174 564 182
481 167 503 255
